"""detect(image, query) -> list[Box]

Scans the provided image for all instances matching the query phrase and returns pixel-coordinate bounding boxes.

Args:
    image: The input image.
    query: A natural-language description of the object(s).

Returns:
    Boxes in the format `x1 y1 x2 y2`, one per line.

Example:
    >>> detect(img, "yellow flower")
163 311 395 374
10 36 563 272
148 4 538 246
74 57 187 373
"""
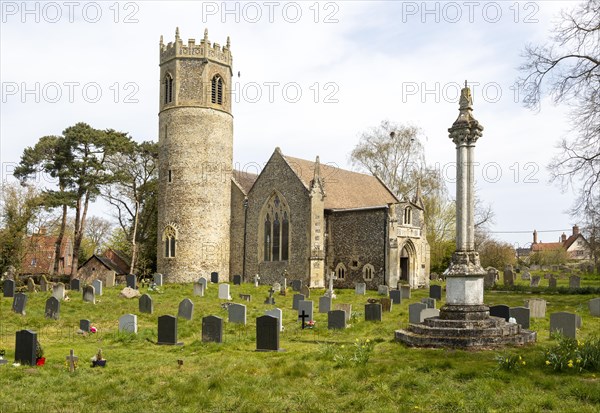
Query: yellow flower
366 339 370 343
576 359 581 364
341 345 345 349
522 361 526 366
545 360 550 365
355 338 359 342
519 356 522 360
568 360 574 368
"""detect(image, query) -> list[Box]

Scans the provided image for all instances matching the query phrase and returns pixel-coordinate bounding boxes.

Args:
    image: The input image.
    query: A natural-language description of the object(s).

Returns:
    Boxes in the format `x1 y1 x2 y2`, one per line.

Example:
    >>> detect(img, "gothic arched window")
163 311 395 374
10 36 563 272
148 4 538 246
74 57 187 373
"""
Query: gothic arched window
363 264 374 281
211 75 223 105
164 73 173 104
264 214 271 261
163 225 177 258
335 263 346 280
261 193 290 262
403 206 412 225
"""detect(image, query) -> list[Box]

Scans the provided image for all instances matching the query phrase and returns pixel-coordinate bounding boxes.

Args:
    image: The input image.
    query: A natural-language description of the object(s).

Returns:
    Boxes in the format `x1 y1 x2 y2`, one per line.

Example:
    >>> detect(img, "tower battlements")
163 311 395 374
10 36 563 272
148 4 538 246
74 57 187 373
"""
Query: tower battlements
160 28 232 67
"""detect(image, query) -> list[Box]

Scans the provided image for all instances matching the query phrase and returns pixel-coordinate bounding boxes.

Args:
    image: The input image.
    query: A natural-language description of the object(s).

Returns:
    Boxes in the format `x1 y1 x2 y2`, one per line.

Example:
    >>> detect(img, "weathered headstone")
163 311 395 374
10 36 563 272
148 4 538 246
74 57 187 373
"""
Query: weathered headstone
291 280 302 292
210 272 219 283
503 267 514 286
409 303 427 324
530 276 541 287
82 285 95 304
256 315 280 351
3 279 15 297
484 267 498 288
324 273 336 298
92 279 103 296
365 303 382 321
104 273 115 288
549 276 557 288
300 285 310 298
380 297 393 312
589 297 600 317
490 305 510 321
15 330 37 366
12 293 27 315
429 285 442 300
509 307 530 329
153 273 163 286
139 294 153 314
228 303 247 325
525 298 547 318
40 276 49 292
298 300 314 322
265 308 283 332
521 271 531 281
233 275 242 285
44 296 60 320
198 277 208 291
218 283 231 300
355 282 366 295
292 294 305 310
319 296 332 313
272 282 281 293
202 315 223 343
335 304 352 322
193 282 205 297
80 319 91 333
390 290 401 305
550 312 577 339
400 285 411 299
328 310 346 329
239 294 251 302
157 315 178 345
27 277 36 293
378 285 389 296
253 274 260 287
420 308 440 322
119 314 138 334
569 276 581 289
126 274 137 289
421 297 436 309
70 278 80 292
178 298 194 320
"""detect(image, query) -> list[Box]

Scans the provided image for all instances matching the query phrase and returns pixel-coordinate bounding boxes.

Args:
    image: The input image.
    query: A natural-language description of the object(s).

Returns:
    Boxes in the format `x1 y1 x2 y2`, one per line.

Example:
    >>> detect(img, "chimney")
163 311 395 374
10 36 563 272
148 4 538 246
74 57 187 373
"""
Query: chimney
573 225 580 236
533 230 538 244
561 233 567 243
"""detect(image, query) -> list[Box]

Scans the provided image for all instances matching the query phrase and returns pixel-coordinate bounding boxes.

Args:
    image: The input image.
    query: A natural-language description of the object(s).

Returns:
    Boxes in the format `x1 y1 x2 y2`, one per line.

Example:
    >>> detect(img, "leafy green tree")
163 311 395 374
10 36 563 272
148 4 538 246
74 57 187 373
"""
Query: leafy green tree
479 239 516 269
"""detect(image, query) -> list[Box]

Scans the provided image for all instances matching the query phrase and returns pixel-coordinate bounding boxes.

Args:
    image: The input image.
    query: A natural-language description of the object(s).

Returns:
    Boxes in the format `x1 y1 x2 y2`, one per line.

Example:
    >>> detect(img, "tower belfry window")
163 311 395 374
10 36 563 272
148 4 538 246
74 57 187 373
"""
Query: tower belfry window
163 225 177 258
165 74 173 104
211 75 223 105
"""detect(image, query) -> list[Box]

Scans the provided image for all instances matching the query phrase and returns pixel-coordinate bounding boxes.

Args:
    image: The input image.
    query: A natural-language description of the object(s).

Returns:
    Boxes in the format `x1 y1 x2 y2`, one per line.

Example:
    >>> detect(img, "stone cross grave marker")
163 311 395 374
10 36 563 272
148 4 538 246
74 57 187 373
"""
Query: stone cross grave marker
3 279 15 297
52 283 65 301
365 303 382 321
489 305 510 322
298 310 310 329
400 285 411 299
429 285 442 300
12 293 27 315
569 276 581 289
265 308 283 332
158 315 179 345
66 349 78 373
319 296 332 313
154 273 163 286
210 272 219 284
45 296 60 320
324 274 336 298
193 282 205 297
390 290 401 304
228 303 247 325
525 298 546 318
550 312 577 339
256 315 280 351
377 285 389 296
589 298 600 317
355 282 366 295
82 285 95 304
92 279 103 296
218 283 232 300
264 287 276 305
15 330 37 366
409 303 427 324
70 278 80 292
292 294 304 310
202 315 224 343
509 307 530 329
328 310 346 329
178 298 194 320
335 304 352 322
254 274 260 287
119 314 138 334
80 319 91 333
139 294 153 314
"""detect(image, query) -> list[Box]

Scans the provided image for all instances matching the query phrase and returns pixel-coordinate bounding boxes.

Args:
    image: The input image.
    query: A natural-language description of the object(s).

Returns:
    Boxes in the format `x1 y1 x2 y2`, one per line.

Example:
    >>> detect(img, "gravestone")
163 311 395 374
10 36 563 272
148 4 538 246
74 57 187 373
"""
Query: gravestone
319 296 332 313
228 303 247 325
291 280 302 292
324 274 336 298
45 296 60 320
589 298 600 317
12 293 27 315
550 312 577 339
198 277 208 291
530 276 541 287
421 297 436 309
239 294 251 302
300 285 310 298
40 276 49 292
549 276 557 288
400 285 411 299
298 300 314 322
521 271 531 281
265 308 283 332
264 287 275 305
3 279 15 297
420 308 440 322
15 330 37 366
256 315 280 351
202 315 223 343
335 304 352 322
218 283 232 300
66 349 78 372
193 282 205 297
525 298 547 318
139 294 153 314
489 305 510 321
484 267 498 288
365 303 382 321
80 319 91 333
104 273 115 287
282 278 287 292
355 282 366 295
157 315 178 345
272 282 281 293
119 314 138 334
27 277 36 292
233 275 242 285
569 276 581 289
378 285 389 296
503 267 514 286
92 279 103 296
126 274 137 289
154 273 163 286
429 285 442 300
253 274 260 287
70 278 80 291
409 303 427 324
82 285 95 304
292 294 305 310
380 298 393 312
178 298 194 320
210 272 219 283
328 310 346 329
509 307 530 329
390 290 401 304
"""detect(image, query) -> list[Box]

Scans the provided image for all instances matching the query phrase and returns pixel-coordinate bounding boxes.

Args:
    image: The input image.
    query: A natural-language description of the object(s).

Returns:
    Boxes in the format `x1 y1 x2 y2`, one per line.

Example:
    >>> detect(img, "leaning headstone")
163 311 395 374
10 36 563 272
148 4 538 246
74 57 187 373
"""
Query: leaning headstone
119 314 138 334
509 307 530 329
15 330 37 366
490 305 510 321
409 303 427 324
228 303 247 325
328 310 346 329
378 285 389 296
3 279 15 297
550 312 577 339
210 272 219 283
82 285 95 304
233 275 242 285
420 308 440 322
298 300 314 322
139 294 153 314
265 308 283 332
429 285 442 300
390 290 401 304
153 273 163 286
44 296 60 320
178 298 194 320
70 278 80 292
421 297 436 309
27 277 36 293
300 285 310 298
40 276 49 292
525 298 547 318
126 274 137 289
104 273 115 287
198 277 208 291
380 298 393 312
291 280 302 292
355 282 366 295
193 282 205 297
292 294 305 310
530 276 541 287
549 276 557 288
218 283 232 300
157 315 179 345
589 298 600 317
319 296 332 313
400 285 411 299
335 304 352 322
365 303 382 321
12 293 27 315
256 315 280 351
569 276 581 289
503 267 514 286
80 319 91 333
92 279 103 296
202 315 224 343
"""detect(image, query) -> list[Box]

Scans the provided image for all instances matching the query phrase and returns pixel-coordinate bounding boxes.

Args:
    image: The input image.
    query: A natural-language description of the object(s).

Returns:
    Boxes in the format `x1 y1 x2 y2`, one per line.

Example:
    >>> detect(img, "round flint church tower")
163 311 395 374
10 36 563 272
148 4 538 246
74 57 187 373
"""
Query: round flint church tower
157 28 233 283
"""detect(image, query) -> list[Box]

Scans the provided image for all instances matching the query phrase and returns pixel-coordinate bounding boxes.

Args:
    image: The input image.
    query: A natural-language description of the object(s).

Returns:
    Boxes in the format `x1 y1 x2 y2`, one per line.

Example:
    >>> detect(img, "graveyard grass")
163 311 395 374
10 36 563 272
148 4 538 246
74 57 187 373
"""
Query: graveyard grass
1 279 599 413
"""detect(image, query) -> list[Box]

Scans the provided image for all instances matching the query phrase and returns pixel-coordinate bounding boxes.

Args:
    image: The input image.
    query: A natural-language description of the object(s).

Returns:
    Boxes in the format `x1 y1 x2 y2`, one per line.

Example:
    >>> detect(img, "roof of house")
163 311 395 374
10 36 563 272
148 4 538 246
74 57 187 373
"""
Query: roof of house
232 170 258 195
531 242 565 252
79 254 129 274
21 233 72 275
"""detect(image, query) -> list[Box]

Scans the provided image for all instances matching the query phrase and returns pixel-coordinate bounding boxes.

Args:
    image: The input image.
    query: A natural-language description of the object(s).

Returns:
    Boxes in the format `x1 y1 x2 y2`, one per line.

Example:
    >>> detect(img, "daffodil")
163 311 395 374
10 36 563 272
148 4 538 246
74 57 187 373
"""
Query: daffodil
545 360 551 365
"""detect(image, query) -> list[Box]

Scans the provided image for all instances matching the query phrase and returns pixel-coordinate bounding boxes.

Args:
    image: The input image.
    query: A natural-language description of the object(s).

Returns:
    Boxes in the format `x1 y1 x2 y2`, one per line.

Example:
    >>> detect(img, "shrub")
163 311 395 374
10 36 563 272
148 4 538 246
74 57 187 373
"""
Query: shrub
544 333 600 373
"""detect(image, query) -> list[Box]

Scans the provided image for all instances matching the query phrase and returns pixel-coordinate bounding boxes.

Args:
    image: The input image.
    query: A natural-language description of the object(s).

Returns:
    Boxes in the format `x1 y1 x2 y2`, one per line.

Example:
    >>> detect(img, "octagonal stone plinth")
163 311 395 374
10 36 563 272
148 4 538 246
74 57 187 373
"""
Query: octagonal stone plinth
445 276 484 306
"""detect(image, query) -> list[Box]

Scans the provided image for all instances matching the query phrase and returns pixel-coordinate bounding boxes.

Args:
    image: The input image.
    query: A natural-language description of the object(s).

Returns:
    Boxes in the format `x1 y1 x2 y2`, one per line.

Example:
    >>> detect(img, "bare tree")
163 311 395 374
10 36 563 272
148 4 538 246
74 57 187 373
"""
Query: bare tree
84 216 113 255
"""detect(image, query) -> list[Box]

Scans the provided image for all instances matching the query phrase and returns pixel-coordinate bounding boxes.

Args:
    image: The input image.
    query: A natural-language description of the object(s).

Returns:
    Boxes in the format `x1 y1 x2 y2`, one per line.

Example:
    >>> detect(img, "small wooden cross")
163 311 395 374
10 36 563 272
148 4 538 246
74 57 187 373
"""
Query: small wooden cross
66 349 78 372
298 310 309 330
268 288 274 298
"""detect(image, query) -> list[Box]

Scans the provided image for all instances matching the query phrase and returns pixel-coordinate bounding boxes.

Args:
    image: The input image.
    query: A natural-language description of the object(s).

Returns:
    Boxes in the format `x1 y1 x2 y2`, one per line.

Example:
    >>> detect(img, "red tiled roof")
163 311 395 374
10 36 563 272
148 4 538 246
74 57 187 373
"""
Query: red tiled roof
531 242 564 252
21 233 72 275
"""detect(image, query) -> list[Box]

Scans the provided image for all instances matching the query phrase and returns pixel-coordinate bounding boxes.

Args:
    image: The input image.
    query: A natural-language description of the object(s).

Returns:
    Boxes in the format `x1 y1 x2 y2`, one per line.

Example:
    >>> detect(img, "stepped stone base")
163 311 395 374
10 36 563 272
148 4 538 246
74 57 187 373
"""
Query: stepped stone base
395 304 537 348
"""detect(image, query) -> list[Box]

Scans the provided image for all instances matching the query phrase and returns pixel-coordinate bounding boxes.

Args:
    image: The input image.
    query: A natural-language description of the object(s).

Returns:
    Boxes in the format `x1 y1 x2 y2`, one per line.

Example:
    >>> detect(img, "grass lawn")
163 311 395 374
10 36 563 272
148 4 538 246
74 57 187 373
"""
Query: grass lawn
0 279 599 413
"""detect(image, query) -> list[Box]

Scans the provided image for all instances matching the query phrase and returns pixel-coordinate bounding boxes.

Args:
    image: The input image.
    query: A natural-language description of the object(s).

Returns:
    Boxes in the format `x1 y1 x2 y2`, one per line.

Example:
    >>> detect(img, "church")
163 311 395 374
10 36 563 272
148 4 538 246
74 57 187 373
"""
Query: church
156 29 430 289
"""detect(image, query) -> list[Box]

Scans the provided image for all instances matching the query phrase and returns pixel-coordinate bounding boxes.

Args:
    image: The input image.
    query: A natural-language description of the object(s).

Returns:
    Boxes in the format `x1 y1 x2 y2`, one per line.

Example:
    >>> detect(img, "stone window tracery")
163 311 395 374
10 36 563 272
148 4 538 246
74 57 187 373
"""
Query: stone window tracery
363 264 374 281
261 193 290 262
211 75 223 105
403 206 412 225
163 225 177 258
335 262 346 280
164 73 173 104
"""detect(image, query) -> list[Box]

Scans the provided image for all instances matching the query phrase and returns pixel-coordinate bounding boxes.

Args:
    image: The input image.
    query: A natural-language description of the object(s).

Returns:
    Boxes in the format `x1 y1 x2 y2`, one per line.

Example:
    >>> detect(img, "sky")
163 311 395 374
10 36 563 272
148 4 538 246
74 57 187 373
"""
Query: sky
0 1 583 250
